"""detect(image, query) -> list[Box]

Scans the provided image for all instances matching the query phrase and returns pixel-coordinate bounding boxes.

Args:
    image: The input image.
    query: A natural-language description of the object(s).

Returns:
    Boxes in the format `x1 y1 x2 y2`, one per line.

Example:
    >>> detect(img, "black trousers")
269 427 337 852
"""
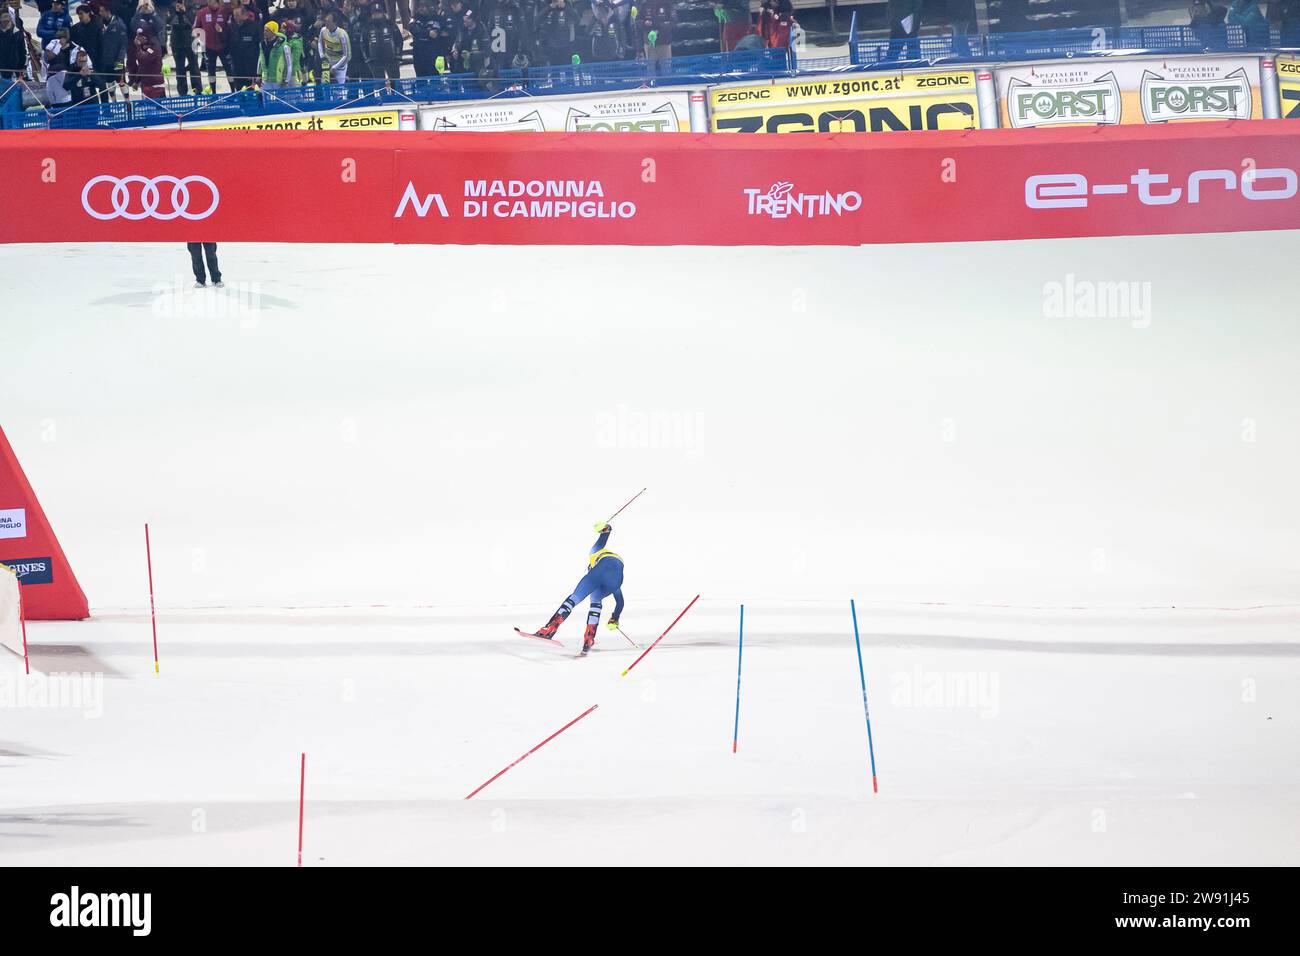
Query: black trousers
187 242 221 284
203 49 232 90
173 44 202 96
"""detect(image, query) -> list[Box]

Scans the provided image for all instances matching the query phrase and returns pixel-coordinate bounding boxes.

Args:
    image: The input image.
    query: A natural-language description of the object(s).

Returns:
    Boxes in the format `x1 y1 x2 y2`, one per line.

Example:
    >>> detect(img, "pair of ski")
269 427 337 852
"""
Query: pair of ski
514 627 594 658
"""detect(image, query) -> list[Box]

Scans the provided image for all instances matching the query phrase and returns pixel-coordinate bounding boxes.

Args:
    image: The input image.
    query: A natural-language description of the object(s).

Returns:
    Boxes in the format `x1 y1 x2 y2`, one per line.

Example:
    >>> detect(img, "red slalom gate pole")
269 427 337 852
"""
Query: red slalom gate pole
620 594 700 678
298 752 306 867
145 523 159 675
464 704 599 800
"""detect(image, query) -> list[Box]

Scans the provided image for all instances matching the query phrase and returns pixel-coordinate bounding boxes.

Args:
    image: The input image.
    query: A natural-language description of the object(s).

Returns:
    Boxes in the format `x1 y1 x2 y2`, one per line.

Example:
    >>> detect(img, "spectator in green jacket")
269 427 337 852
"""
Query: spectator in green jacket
282 19 305 81
258 19 294 88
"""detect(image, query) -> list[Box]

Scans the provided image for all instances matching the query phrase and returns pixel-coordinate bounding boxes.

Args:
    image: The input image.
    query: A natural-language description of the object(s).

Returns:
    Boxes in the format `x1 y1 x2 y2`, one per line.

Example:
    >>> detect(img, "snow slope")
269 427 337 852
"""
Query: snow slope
1 236 1297 865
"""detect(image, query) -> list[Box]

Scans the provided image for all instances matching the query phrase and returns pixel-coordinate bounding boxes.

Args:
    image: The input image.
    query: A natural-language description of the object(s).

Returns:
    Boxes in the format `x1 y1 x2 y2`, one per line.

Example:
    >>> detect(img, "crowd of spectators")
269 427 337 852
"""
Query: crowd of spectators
0 0 801 105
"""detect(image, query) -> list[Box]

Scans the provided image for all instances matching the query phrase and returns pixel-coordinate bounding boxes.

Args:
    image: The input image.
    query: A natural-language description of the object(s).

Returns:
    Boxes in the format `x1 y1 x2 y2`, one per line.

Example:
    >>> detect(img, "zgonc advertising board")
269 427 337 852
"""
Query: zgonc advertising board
4 125 1299 246
419 89 703 132
1276 54 1300 119
708 69 995 133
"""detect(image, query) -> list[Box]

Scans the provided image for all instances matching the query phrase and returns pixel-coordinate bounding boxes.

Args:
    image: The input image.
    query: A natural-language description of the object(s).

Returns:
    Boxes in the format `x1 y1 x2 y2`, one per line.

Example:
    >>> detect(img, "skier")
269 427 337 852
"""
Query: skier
524 522 625 654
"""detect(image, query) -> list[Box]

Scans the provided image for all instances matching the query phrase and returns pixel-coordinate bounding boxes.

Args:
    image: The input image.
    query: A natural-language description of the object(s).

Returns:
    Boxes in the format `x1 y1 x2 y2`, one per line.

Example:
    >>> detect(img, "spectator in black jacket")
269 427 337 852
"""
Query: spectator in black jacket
68 4 101 69
64 44 107 101
229 1 260 86
130 0 167 49
638 0 673 63
99 2 130 97
362 3 399 79
452 7 487 71
408 0 448 75
537 0 574 65
484 0 527 67
0 10 25 80
590 0 620 60
342 0 370 76
168 0 202 94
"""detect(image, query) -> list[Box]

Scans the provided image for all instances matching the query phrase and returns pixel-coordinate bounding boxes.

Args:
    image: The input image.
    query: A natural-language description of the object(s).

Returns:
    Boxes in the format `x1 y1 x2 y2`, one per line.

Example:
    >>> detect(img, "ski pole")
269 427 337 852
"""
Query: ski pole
615 626 638 649
606 487 646 524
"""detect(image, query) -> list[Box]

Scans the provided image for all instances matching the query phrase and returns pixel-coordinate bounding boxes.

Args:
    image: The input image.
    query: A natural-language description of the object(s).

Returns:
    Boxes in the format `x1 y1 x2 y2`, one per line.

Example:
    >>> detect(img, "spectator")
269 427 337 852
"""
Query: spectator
408 1 445 76
168 0 201 93
301 4 322 81
44 25 73 103
757 0 793 50
3 0 24 32
1226 0 1268 44
0 11 24 81
128 26 166 95
342 0 370 76
37 0 72 46
1188 0 1227 26
195 0 233 91
98 3 130 99
131 0 167 48
1275 0 1300 45
887 0 922 59
639 0 674 63
229 2 261 87
605 0 630 57
483 0 526 68
317 8 350 80
363 3 400 80
538 0 574 66
68 4 101 71
257 18 292 86
590 0 620 60
64 44 106 101
274 0 310 33
282 20 306 81
713 0 751 52
451 7 487 72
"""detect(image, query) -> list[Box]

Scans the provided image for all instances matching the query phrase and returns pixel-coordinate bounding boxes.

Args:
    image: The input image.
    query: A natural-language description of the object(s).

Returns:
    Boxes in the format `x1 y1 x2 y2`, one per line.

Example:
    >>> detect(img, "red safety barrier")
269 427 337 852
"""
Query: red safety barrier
2 122 1298 246
0 426 89 621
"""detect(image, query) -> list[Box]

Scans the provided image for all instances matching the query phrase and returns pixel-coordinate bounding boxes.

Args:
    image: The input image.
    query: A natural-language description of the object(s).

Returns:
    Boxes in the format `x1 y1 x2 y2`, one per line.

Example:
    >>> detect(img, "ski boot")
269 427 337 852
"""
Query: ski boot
580 607 600 655
536 599 575 639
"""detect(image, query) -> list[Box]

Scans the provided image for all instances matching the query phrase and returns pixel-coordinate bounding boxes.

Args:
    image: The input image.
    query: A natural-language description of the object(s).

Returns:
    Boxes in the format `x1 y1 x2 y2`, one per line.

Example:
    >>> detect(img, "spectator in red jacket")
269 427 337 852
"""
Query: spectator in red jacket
194 0 233 90
758 0 794 49
128 25 166 96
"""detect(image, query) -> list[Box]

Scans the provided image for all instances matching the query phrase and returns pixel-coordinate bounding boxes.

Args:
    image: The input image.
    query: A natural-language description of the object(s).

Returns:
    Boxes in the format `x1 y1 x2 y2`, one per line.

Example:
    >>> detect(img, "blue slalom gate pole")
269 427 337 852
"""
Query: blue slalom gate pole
732 604 744 753
850 599 879 793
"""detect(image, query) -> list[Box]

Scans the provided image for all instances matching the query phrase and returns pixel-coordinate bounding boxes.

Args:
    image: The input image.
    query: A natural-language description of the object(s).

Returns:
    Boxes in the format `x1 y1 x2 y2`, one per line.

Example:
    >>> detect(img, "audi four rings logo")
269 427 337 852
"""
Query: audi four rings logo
81 175 220 221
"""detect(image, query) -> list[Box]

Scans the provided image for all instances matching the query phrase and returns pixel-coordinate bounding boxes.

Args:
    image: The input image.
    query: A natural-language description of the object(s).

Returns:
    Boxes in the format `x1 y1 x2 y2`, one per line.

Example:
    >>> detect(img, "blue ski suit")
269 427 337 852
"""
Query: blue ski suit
570 526 625 621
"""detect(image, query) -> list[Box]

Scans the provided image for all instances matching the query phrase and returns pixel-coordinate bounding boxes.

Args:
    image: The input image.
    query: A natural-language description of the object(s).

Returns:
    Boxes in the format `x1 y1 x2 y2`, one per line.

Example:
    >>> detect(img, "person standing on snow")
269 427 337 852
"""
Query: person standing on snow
528 522 625 654
187 242 222 287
